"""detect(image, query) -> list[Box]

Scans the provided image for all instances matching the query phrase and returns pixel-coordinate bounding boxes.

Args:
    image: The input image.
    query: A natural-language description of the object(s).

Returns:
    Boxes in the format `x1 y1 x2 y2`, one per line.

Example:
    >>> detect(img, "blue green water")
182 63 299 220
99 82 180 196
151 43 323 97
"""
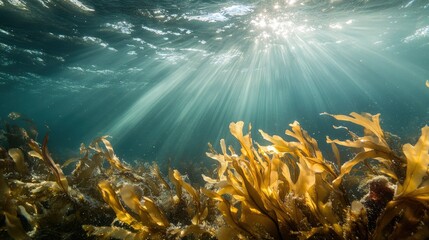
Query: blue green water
0 0 428 164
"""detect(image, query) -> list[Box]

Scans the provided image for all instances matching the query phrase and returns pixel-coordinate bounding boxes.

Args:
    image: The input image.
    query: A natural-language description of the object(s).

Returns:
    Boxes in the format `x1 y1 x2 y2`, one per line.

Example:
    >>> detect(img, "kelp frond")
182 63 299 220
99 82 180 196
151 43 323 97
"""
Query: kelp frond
204 112 429 239
97 180 149 232
322 112 404 189
8 148 28 175
373 126 429 239
398 126 429 198
204 121 346 239
28 134 69 193
1 175 30 240
85 169 216 239
89 136 130 172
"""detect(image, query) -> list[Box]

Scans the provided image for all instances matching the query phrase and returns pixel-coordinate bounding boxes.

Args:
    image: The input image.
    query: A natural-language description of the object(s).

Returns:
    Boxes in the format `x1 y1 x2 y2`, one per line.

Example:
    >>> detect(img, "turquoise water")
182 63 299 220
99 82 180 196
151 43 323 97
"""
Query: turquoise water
0 0 428 164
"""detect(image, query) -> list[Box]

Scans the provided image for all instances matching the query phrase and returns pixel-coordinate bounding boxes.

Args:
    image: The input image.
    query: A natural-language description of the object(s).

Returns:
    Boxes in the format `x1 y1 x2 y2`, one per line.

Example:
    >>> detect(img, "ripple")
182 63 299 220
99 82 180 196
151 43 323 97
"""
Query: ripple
82 36 108 48
0 28 12 36
403 25 429 43
36 0 49 8
6 0 27 10
185 12 228 23
221 5 254 17
66 0 94 12
0 0 94 12
67 66 114 75
104 21 134 35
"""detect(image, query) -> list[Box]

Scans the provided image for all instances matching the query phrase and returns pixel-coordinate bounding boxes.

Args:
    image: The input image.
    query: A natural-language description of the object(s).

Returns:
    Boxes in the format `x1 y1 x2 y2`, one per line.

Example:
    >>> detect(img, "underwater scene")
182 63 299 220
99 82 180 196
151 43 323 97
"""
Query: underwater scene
1 0 429 239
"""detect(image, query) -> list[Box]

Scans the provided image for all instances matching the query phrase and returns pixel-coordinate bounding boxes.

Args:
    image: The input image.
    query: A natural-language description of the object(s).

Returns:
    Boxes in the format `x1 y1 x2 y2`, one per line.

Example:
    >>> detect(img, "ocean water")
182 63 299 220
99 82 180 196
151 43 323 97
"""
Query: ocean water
0 0 428 165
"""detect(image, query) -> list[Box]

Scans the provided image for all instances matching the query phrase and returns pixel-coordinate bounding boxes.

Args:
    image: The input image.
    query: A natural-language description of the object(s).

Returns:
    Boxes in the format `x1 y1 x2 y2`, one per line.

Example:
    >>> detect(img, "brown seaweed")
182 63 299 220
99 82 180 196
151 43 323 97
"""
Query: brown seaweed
28 134 69 193
1 110 429 239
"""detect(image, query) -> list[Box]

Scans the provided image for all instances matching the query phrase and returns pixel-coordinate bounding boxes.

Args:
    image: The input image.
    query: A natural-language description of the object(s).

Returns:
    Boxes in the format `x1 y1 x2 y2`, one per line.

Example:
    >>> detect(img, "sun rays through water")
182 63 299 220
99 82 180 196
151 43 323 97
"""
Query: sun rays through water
0 0 428 161
95 1 428 161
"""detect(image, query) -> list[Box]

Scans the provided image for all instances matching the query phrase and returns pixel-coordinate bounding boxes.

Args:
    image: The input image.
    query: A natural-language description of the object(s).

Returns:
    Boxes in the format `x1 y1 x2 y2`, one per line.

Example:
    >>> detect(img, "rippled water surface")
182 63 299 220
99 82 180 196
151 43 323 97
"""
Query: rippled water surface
1 0 428 162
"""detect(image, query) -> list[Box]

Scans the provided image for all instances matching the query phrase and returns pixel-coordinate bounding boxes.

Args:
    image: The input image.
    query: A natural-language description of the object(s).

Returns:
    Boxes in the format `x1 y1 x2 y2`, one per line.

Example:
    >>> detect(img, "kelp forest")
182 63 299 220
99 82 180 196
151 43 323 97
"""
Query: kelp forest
1 81 429 239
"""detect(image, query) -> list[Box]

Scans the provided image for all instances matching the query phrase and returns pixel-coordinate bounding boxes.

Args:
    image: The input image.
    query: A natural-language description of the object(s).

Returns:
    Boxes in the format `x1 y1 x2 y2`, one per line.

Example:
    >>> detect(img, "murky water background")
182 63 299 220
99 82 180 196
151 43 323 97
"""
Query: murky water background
0 0 428 164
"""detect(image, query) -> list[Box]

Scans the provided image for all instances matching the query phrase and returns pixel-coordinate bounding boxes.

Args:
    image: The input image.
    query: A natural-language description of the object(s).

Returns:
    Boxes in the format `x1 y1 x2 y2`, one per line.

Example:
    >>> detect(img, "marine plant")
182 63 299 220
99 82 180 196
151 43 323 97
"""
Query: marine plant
1 104 429 239
202 112 429 239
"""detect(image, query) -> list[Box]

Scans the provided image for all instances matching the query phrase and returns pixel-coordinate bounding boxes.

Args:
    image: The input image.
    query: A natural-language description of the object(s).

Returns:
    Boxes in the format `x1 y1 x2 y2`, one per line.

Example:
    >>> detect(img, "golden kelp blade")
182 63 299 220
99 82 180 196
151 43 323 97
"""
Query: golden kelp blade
169 168 182 201
142 197 170 228
93 136 130 171
41 135 69 192
229 121 254 160
322 112 385 144
1 175 30 240
331 149 391 189
119 185 169 228
205 139 229 181
260 121 337 178
426 80 429 88
151 163 171 190
172 170 199 203
8 148 28 174
28 135 69 193
259 130 295 153
97 180 147 231
4 210 30 240
324 112 402 188
330 142 341 168
172 170 210 227
397 126 429 197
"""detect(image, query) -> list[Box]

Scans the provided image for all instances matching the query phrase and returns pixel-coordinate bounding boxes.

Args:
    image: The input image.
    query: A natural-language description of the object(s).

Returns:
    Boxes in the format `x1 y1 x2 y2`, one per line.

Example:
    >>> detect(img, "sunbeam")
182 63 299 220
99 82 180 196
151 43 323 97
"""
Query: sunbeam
0 0 428 161
88 1 428 160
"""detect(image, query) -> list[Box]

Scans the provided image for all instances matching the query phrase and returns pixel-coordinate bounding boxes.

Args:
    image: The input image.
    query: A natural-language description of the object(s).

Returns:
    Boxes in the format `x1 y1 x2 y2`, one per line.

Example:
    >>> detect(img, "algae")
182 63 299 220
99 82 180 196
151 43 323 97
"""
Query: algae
1 104 429 239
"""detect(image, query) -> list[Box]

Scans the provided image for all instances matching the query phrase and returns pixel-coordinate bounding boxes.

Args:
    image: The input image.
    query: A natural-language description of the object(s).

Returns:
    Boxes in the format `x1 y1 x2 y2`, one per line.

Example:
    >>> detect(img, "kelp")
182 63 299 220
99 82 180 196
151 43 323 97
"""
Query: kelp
1 109 429 239
321 112 404 189
83 167 215 239
204 121 344 239
1 174 30 240
89 136 130 172
203 112 428 239
8 148 28 175
372 126 429 239
28 134 69 193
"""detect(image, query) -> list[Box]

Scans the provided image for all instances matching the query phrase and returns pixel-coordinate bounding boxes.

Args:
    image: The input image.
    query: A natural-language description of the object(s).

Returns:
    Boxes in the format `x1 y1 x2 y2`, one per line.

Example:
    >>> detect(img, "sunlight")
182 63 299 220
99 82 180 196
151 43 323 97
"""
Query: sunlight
25 0 424 160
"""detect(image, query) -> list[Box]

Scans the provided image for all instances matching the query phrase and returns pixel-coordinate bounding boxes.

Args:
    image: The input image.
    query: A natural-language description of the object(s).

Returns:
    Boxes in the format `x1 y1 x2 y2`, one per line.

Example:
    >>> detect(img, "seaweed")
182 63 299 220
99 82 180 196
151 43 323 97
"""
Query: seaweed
202 112 428 239
28 135 69 193
1 109 429 239
372 126 429 239
204 121 343 239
